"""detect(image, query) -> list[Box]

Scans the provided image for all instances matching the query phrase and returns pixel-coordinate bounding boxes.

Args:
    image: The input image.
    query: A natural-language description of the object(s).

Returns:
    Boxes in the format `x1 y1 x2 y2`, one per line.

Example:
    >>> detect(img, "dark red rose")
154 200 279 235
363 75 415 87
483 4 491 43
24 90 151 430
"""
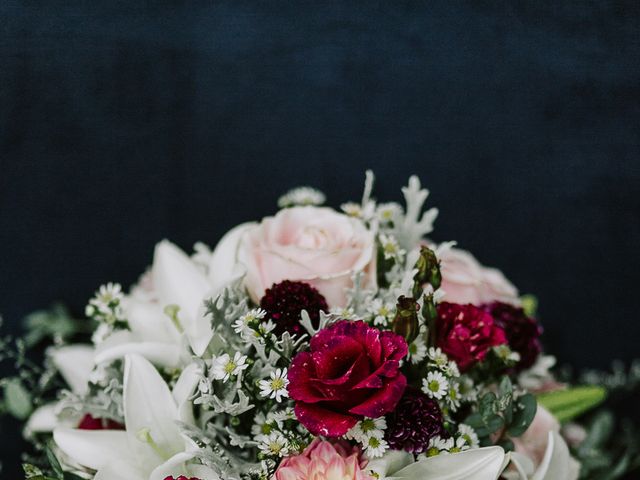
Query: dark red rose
483 302 543 370
436 302 507 372
77 414 124 430
288 320 408 437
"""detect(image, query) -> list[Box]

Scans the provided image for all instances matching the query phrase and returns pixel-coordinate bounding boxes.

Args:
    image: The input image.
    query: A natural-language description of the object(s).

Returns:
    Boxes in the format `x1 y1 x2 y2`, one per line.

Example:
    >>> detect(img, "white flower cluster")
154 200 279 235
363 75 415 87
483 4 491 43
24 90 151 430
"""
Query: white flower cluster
346 417 389 458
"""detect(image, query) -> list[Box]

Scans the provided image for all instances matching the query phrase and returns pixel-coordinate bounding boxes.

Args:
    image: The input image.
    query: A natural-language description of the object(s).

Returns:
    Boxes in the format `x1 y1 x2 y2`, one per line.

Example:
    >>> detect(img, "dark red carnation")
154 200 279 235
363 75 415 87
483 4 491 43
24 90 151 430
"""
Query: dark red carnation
260 280 328 336
436 302 507 372
288 320 408 437
385 387 445 454
77 414 124 430
483 302 543 370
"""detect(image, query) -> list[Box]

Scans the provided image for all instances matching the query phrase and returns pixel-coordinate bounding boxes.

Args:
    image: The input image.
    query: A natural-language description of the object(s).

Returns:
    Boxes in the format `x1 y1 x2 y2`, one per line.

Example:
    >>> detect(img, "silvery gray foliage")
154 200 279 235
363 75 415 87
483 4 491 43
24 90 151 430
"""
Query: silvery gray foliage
204 278 250 352
393 175 439 251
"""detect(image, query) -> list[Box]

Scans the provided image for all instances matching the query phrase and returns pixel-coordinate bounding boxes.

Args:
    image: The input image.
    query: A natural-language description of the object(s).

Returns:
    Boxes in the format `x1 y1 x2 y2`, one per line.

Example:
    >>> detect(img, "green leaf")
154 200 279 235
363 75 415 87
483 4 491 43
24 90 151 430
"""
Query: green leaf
508 393 537 437
45 445 64 479
537 386 607 423
3 378 33 420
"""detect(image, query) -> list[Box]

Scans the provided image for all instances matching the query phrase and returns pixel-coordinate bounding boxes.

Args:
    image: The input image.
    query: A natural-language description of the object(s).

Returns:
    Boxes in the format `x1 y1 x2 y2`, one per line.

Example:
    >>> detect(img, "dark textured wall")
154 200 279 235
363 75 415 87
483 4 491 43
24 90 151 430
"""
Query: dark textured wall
1 1 639 476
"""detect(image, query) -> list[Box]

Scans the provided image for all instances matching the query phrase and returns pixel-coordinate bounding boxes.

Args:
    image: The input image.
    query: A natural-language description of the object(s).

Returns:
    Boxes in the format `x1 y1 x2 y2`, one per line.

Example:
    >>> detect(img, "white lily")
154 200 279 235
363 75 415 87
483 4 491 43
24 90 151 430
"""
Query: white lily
367 446 507 480
25 345 95 435
96 233 249 367
54 354 217 480
505 431 580 480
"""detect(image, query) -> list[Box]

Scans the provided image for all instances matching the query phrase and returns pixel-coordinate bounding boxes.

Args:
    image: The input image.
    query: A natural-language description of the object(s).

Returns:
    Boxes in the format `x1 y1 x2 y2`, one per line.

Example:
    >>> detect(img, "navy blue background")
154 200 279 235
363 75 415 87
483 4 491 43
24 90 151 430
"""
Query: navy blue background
1 1 639 476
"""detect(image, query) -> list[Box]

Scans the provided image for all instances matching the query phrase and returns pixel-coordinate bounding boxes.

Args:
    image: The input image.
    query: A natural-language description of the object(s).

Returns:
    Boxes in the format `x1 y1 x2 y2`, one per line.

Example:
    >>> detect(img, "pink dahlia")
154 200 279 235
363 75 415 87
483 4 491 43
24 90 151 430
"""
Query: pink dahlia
436 302 507 372
275 439 373 480
288 320 408 437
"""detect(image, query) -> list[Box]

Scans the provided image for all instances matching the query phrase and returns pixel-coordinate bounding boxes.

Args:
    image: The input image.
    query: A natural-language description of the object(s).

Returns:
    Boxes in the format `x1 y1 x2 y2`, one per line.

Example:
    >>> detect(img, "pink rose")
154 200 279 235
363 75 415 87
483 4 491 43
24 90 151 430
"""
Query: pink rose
275 439 373 480
238 206 376 308
438 247 519 305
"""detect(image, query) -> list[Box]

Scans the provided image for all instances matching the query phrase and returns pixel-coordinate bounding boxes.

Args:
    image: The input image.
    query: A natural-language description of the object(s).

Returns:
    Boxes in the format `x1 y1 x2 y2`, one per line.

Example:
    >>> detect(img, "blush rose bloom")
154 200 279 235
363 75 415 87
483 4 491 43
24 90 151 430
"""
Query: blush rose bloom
437 246 519 306
275 439 373 480
288 320 408 437
237 206 376 308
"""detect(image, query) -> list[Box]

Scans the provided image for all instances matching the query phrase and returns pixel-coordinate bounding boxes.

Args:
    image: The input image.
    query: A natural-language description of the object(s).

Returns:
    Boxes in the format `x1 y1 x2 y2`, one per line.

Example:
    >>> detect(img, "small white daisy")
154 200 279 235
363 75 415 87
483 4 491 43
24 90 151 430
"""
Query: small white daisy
368 299 394 327
376 202 403 225
408 337 428 364
425 436 454 457
457 424 479 449
422 371 449 399
211 352 249 382
446 382 461 411
278 186 326 208
330 306 357 320
449 436 471 453
364 436 388 458
258 368 290 402
427 347 449 368
233 308 267 335
257 432 289 457
347 417 386 442
444 360 460 378
341 202 364 218
379 234 406 261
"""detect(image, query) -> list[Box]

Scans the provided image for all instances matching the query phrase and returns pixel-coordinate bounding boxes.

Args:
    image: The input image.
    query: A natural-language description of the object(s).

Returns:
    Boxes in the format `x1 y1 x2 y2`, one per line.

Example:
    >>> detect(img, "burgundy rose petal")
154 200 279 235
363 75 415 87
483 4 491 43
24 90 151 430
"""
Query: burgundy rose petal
294 402 359 437
349 374 407 418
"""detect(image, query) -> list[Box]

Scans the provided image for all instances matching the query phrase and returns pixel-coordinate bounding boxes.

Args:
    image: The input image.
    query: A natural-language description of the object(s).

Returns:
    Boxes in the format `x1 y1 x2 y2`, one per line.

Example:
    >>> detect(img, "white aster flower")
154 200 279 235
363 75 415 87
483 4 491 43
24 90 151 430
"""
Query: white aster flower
422 371 449 399
211 352 249 382
364 436 388 458
427 347 449 368
233 308 267 335
379 233 406 261
449 436 471 453
347 417 386 442
341 201 364 218
446 383 461 411
258 319 276 336
376 202 403 225
257 432 289 457
457 424 479 449
258 368 289 402
278 186 326 208
368 299 394 327
408 337 427 364
330 306 357 320
444 360 460 378
425 435 455 457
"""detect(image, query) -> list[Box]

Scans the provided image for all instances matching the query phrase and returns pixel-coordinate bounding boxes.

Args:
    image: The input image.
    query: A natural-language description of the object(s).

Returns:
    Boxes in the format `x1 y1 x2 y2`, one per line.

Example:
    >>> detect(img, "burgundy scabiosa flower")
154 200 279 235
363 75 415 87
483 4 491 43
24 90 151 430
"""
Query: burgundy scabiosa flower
385 387 445 454
260 280 328 336
483 302 543 370
436 302 507 372
288 320 408 437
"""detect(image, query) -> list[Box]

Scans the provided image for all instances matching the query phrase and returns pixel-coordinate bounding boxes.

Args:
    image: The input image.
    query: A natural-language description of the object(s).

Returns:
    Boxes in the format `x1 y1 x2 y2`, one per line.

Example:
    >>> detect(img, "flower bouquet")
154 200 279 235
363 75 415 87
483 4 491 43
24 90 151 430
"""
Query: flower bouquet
1 172 639 480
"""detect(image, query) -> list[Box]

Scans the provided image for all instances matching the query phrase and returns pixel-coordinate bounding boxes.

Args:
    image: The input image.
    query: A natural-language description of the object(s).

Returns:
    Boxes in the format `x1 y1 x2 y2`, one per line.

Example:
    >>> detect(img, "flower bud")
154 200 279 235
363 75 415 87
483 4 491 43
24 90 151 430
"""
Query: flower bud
393 295 420 343
412 246 441 298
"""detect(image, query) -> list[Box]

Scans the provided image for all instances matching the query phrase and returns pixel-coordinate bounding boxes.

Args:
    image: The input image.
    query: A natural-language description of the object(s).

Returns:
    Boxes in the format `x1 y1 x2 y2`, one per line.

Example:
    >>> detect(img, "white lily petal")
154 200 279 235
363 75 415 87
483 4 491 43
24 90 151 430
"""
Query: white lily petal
208 222 256 292
50 345 95 395
94 460 146 480
152 240 209 322
123 354 183 462
25 403 59 434
53 428 131 471
172 363 201 424
394 446 506 480
152 240 213 355
126 299 181 344
532 431 575 480
95 330 183 368
502 451 533 480
366 449 414 479
148 451 196 480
